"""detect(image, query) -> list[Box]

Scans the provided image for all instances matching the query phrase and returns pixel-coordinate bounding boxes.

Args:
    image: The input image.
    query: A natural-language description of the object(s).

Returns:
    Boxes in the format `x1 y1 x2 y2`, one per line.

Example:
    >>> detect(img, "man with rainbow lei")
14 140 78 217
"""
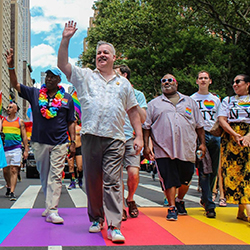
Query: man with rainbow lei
5 48 76 224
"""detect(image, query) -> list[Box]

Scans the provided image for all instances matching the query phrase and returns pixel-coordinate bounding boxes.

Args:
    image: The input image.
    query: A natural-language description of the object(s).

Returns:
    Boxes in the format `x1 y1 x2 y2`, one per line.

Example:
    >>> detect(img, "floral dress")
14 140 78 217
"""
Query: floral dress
219 95 250 204
220 122 250 204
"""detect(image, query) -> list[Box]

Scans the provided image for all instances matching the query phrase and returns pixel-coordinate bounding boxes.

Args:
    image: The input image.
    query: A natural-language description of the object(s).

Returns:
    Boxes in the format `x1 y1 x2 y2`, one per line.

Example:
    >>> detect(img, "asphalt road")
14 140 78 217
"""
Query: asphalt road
0 168 245 250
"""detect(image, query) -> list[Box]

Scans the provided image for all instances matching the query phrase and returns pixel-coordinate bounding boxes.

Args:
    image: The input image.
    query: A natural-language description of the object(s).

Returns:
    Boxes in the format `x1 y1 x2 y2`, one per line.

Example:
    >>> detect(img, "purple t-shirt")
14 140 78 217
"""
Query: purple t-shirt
20 84 75 145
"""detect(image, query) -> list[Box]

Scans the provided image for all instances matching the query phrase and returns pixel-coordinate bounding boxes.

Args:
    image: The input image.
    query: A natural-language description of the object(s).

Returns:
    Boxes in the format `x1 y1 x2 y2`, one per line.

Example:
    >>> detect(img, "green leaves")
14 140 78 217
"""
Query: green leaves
79 0 250 99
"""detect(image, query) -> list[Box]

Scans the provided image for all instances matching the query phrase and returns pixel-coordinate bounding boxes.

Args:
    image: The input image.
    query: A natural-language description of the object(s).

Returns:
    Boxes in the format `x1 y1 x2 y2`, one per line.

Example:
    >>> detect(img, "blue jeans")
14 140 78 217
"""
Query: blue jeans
199 131 221 210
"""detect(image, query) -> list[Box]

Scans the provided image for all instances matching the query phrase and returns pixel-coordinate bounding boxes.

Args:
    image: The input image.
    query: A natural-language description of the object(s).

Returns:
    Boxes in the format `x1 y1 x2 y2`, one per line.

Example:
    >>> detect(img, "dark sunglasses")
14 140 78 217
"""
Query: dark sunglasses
233 79 244 85
161 78 176 83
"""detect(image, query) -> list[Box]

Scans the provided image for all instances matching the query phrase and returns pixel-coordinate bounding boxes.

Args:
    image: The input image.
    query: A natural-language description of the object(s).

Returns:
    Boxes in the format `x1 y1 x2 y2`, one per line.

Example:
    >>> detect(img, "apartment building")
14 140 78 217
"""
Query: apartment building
0 0 11 114
0 0 33 119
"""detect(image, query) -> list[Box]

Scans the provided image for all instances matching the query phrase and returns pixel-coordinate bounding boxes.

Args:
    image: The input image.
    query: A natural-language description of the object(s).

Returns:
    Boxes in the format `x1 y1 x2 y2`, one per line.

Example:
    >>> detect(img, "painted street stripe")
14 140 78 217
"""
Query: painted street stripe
48 246 62 250
11 185 41 209
126 170 199 186
124 189 159 207
67 187 87 207
183 194 201 203
139 183 200 204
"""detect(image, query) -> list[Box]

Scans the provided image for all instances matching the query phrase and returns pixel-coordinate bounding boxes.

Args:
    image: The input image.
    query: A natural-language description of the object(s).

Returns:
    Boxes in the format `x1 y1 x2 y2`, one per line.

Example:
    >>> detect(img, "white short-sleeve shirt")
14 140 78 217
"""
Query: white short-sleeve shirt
218 95 250 124
190 92 221 131
69 65 138 142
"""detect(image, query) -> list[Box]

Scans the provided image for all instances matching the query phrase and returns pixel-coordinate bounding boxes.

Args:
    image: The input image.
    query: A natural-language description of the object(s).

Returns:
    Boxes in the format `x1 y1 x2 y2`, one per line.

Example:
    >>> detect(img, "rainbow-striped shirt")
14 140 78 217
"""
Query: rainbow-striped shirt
2 117 22 151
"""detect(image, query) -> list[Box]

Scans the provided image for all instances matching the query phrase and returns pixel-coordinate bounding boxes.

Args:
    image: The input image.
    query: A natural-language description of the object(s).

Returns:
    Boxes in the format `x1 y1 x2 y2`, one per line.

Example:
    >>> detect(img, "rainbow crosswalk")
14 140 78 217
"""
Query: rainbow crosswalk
0 207 249 247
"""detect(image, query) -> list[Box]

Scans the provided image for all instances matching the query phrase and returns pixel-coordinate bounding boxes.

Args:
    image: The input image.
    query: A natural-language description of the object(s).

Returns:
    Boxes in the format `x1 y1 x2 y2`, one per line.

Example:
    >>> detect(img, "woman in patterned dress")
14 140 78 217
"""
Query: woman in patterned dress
218 74 250 222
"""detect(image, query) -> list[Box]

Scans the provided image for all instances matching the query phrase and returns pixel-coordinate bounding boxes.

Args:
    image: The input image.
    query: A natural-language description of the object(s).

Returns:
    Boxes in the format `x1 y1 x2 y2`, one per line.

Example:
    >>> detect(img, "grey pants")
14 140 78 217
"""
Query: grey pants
81 134 125 229
31 142 68 214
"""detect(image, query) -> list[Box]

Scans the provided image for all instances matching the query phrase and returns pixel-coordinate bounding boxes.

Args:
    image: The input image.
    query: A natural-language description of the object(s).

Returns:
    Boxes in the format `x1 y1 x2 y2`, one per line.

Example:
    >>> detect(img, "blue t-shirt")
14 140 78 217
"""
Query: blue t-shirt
20 84 75 145
124 88 147 141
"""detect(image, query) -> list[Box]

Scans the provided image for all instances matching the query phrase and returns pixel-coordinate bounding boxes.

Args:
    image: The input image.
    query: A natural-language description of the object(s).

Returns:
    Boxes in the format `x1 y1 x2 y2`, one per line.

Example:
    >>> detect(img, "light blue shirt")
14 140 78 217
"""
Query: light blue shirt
124 89 147 141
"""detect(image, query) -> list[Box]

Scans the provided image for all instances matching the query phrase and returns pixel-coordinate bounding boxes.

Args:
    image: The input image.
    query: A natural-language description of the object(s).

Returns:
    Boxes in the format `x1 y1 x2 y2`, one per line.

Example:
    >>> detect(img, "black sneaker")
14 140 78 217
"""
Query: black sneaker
206 208 216 218
10 192 17 201
5 187 11 198
175 201 187 215
166 207 178 221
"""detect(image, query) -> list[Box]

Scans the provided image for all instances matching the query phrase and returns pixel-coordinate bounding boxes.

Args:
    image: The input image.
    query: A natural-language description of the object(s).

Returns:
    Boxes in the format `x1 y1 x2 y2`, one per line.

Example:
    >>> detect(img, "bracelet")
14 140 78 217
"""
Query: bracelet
70 140 76 144
8 67 15 70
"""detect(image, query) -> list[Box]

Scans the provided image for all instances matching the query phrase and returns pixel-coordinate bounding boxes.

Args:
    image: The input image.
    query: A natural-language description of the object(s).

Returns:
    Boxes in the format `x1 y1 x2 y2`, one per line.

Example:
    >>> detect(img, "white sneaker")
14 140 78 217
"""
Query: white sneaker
89 221 104 233
41 210 47 217
107 228 125 243
46 212 64 224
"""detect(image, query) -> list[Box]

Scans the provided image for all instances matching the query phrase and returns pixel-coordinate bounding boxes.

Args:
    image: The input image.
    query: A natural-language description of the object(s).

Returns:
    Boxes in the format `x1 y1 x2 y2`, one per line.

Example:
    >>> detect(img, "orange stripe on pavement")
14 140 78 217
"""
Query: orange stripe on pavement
140 207 246 245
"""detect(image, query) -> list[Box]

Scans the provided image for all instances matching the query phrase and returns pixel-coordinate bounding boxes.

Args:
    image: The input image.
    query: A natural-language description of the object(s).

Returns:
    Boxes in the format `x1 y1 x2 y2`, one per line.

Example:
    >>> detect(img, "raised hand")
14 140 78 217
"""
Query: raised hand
5 48 14 67
62 21 78 39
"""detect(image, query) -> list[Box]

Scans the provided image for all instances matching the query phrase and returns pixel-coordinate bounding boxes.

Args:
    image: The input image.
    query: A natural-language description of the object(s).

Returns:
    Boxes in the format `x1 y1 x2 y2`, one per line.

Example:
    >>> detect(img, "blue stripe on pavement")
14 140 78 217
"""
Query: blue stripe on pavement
0 208 29 244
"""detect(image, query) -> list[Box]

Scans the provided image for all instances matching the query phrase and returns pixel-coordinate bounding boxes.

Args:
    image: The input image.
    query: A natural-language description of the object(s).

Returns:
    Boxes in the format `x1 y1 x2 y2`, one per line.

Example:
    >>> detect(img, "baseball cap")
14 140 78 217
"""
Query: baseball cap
45 67 62 78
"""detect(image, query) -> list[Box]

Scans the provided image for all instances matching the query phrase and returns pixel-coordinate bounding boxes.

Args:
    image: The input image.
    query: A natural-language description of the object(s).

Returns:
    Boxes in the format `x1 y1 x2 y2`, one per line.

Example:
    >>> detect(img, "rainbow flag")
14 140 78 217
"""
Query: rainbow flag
24 121 33 141
9 94 13 103
140 158 154 164
71 90 81 120
0 91 2 115
185 107 192 115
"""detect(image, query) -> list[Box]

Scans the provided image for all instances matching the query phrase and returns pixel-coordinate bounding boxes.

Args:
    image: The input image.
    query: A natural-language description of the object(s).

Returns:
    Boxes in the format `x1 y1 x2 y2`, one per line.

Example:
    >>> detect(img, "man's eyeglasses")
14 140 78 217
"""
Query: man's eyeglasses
233 79 244 85
161 78 176 83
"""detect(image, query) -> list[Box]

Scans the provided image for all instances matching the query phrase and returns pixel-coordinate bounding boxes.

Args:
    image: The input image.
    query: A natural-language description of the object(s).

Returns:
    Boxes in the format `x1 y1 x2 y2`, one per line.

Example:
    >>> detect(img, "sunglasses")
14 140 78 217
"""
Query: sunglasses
233 79 244 85
161 78 176 83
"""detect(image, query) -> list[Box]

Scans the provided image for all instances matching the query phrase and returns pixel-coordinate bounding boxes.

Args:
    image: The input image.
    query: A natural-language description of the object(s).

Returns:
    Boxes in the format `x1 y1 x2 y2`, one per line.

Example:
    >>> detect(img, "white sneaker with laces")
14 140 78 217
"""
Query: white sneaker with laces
46 212 64 224
107 228 125 243
89 221 104 233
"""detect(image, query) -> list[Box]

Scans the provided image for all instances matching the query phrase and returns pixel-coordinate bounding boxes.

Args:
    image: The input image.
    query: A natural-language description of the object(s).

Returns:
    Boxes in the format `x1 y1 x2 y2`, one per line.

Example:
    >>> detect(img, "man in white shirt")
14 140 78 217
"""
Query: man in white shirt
191 70 221 218
57 21 143 243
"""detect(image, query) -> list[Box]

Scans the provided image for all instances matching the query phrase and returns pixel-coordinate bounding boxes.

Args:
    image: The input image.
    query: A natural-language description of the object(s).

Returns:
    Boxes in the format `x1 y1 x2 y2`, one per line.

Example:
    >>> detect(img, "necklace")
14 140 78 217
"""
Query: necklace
235 94 250 101
235 94 250 108
39 84 65 119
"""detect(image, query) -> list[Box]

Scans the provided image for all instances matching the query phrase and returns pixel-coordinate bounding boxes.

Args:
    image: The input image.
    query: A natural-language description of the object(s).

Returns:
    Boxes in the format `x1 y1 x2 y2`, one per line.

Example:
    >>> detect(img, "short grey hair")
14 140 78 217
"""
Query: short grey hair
96 41 116 55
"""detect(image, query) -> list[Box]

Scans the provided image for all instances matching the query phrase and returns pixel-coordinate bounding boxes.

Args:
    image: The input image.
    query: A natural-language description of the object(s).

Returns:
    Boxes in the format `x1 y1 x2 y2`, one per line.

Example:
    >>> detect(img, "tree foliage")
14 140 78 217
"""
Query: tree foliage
79 0 250 100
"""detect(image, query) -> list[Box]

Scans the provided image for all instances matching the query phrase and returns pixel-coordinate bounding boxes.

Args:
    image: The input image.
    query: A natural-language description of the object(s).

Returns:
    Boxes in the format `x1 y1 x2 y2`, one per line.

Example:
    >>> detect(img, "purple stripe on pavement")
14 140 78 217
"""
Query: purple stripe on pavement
1 208 106 247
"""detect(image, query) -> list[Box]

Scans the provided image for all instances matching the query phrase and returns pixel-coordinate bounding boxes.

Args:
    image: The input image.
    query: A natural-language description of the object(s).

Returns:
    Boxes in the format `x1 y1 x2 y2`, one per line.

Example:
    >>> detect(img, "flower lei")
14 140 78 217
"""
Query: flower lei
39 84 65 119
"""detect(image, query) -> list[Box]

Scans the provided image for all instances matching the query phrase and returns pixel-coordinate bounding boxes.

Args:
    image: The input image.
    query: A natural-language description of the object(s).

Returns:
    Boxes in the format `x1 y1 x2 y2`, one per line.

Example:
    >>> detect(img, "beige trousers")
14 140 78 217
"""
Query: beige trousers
31 142 68 214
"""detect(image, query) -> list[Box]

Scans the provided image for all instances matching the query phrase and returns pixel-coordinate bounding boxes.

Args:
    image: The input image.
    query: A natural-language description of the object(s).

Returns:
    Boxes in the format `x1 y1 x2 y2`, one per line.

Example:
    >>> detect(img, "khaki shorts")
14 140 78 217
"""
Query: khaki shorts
5 148 22 166
123 138 140 169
